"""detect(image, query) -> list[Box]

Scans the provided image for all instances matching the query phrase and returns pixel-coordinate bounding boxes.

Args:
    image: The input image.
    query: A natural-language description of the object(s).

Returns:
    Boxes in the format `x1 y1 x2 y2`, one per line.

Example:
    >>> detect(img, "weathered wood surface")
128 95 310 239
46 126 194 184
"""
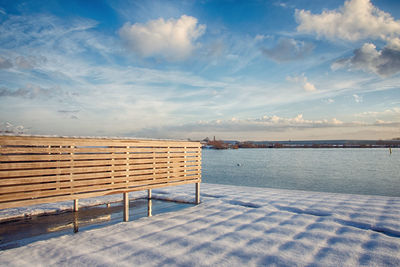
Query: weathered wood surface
0 136 202 209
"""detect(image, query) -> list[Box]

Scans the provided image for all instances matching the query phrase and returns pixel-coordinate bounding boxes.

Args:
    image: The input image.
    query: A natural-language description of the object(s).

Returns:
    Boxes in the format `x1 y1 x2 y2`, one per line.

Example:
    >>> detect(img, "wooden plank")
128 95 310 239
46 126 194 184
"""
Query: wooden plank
0 168 201 187
0 152 200 162
0 147 200 154
0 158 201 170
0 178 201 209
0 174 199 195
0 174 201 202
0 160 199 175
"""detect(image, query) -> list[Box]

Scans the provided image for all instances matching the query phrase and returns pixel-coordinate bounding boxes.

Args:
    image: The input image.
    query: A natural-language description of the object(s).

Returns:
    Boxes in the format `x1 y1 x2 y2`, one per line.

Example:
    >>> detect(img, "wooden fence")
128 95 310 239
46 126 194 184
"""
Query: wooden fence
0 136 201 220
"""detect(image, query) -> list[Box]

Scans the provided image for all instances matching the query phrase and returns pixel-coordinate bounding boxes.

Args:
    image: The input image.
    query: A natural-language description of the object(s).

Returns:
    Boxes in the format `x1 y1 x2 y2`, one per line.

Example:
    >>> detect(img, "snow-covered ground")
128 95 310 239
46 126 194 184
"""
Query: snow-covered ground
1 183 400 266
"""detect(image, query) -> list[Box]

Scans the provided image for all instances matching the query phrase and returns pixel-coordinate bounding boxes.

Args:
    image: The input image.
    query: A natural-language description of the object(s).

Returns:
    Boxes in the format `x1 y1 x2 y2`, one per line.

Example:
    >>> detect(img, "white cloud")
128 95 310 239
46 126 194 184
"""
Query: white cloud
135 114 348 139
286 74 317 92
178 114 345 132
295 0 400 42
303 82 316 92
0 14 99 53
332 42 400 77
356 107 400 117
353 94 363 103
257 114 343 126
119 15 206 61
296 0 400 77
132 113 400 140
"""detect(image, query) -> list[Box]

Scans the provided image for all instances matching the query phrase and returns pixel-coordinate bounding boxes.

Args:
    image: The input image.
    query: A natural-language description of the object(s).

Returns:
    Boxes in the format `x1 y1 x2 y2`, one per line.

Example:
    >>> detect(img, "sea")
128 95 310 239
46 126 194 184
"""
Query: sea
202 148 400 197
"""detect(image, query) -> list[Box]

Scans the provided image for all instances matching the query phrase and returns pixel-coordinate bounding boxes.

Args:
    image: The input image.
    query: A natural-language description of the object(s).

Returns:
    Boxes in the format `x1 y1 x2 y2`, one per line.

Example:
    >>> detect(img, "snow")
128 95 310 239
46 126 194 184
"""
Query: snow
1 183 400 266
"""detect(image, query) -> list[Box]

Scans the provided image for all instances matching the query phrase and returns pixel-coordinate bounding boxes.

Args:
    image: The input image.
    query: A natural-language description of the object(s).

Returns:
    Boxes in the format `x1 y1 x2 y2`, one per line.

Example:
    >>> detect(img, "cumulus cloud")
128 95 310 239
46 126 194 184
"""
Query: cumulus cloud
133 112 400 140
0 57 12 69
262 38 314 62
257 114 343 127
143 114 346 135
332 42 400 77
356 107 400 117
296 0 400 76
119 15 206 61
296 0 400 42
286 74 317 92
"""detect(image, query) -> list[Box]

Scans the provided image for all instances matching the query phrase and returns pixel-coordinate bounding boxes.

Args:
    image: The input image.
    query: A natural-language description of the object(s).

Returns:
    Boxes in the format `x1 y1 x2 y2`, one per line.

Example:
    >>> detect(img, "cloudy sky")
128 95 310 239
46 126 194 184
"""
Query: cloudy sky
1 0 400 140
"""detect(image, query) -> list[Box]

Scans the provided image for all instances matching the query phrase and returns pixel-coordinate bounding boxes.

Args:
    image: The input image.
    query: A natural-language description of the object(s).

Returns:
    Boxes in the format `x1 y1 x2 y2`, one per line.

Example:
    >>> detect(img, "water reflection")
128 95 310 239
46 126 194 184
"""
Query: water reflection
0 198 193 250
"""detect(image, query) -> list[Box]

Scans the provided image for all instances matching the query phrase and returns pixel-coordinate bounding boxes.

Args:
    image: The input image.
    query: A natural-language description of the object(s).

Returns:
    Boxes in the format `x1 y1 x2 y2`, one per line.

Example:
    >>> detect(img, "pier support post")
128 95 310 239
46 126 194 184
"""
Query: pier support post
148 199 152 217
195 183 200 204
74 199 79 212
148 189 152 199
123 192 129 222
73 212 79 233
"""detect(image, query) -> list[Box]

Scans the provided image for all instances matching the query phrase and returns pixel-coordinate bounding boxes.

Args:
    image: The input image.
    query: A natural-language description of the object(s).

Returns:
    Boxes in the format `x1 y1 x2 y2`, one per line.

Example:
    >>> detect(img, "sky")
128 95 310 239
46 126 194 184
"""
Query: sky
0 0 400 141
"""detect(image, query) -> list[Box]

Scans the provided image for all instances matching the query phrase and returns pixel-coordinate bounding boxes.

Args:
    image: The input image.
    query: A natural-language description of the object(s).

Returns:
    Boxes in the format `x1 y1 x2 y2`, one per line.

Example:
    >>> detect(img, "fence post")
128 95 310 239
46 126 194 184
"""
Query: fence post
70 145 78 211
126 146 130 189
74 199 79 212
148 199 152 217
195 182 200 204
123 192 129 222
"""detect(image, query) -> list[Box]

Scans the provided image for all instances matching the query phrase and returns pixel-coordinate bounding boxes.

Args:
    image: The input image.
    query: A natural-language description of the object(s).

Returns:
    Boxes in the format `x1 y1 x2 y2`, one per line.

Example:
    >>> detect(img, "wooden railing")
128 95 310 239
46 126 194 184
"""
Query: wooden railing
0 136 201 220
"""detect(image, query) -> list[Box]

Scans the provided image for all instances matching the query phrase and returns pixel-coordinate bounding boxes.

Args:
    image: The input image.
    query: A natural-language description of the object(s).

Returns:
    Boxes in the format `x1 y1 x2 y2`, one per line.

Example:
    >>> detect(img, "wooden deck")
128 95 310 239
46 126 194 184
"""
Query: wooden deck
0 136 201 219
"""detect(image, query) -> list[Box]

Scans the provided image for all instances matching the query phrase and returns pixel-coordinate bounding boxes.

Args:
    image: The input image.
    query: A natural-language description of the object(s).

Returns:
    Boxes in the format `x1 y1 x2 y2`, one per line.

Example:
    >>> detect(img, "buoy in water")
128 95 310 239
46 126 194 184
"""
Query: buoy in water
389 147 392 155
237 163 241 166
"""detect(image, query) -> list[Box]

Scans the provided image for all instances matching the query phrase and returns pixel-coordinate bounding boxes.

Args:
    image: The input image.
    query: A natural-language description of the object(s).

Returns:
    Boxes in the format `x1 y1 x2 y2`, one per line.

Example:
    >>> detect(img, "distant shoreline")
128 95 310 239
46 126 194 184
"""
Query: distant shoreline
202 139 400 149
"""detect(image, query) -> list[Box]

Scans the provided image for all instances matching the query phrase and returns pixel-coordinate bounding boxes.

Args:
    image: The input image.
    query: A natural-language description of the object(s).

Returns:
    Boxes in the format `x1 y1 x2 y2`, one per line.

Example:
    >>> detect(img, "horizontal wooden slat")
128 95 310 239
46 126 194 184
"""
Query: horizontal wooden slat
0 168 201 187
0 146 200 154
0 161 200 178
0 170 201 193
0 152 200 162
0 167 201 185
0 178 201 209
0 158 201 170
0 173 201 202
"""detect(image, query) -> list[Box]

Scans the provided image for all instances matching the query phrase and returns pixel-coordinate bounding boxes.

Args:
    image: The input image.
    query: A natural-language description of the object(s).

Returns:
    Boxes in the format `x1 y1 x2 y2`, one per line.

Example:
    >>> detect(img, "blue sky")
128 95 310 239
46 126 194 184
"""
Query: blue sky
0 0 400 140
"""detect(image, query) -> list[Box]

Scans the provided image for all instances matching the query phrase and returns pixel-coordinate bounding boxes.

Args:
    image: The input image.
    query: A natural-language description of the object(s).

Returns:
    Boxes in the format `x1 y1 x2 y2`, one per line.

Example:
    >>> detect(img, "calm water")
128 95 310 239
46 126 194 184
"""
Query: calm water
202 148 400 197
